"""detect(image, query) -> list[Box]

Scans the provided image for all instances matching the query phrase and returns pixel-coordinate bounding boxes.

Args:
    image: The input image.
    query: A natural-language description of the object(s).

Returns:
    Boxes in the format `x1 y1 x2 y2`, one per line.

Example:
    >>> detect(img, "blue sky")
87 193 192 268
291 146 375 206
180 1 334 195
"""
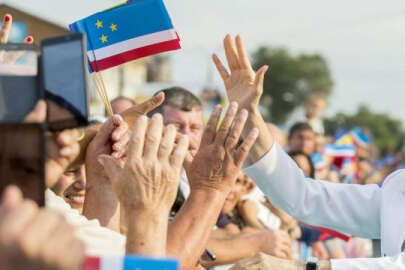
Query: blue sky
3 0 405 119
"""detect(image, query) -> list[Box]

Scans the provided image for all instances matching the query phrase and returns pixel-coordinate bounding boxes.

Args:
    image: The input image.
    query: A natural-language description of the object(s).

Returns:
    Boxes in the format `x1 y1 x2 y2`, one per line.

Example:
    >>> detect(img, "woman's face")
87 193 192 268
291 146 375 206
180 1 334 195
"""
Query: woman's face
222 173 253 214
292 154 312 177
52 165 86 213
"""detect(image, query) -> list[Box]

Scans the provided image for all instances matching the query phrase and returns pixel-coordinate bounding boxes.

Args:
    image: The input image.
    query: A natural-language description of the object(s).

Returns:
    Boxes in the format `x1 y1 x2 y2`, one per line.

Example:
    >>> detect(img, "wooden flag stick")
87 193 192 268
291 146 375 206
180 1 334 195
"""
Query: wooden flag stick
96 71 114 116
93 75 112 116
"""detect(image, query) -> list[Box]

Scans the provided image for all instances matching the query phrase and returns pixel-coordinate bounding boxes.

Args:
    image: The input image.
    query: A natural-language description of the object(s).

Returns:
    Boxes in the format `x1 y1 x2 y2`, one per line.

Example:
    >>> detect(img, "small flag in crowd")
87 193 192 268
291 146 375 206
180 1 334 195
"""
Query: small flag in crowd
324 144 356 158
350 127 371 147
70 0 181 72
82 256 178 270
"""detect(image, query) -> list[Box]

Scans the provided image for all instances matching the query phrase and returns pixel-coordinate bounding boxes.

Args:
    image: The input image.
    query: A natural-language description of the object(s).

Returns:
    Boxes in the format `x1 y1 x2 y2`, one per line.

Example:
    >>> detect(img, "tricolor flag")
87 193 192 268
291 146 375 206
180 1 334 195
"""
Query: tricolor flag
324 144 356 158
82 256 178 270
350 127 371 147
70 0 181 72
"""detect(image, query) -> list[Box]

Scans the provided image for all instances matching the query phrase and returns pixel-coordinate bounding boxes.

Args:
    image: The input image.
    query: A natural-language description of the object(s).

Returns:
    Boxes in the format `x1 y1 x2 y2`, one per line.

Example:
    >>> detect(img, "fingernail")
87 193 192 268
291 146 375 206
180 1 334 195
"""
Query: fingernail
231 102 238 110
4 14 11 22
25 36 33 43
138 115 147 122
152 113 162 120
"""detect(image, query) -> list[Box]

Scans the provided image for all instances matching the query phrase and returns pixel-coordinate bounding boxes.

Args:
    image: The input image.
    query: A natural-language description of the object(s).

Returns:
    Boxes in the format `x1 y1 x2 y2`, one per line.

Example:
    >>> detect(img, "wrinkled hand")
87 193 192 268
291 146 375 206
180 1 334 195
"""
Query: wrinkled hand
46 130 80 189
230 253 302 270
0 186 84 270
185 102 259 193
260 229 292 259
99 114 189 215
213 35 268 111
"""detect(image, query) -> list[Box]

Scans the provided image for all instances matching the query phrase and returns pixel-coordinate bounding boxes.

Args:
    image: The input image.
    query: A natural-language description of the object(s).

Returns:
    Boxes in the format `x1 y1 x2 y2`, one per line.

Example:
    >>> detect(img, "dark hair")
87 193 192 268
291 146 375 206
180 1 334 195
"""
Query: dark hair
288 151 315 178
288 122 314 139
148 86 202 116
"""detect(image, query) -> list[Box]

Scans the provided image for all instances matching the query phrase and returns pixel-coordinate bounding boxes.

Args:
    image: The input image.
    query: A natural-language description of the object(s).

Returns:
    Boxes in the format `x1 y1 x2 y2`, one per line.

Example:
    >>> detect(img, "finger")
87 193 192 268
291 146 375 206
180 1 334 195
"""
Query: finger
98 154 122 185
158 125 176 161
24 100 46 123
127 115 148 160
18 210 63 258
0 14 12 43
183 151 193 172
224 109 248 150
254 65 269 90
111 115 128 141
0 200 38 245
0 185 23 217
212 53 229 81
90 116 117 147
6 36 34 64
234 128 259 166
235 35 252 70
112 132 130 157
200 105 222 146
223 34 240 72
214 102 238 146
122 92 165 116
143 113 164 159
170 134 189 169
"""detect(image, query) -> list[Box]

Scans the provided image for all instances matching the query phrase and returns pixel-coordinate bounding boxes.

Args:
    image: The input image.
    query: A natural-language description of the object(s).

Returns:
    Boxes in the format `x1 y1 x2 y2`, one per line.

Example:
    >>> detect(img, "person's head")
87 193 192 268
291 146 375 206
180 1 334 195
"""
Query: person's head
266 123 287 148
111 96 135 114
289 151 315 178
304 94 326 120
52 165 86 213
150 87 203 156
288 122 316 155
222 173 255 214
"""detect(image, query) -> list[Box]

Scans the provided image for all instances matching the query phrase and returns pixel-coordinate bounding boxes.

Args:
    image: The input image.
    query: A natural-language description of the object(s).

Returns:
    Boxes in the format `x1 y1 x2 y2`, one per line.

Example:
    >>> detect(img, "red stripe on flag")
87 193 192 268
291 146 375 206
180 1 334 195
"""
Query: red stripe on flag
90 39 181 72
82 257 101 270
313 226 350 242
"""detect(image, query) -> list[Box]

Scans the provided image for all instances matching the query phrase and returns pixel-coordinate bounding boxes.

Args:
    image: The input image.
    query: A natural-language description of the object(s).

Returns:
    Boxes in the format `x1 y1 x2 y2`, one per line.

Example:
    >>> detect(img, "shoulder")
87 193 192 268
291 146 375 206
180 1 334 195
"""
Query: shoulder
381 169 405 188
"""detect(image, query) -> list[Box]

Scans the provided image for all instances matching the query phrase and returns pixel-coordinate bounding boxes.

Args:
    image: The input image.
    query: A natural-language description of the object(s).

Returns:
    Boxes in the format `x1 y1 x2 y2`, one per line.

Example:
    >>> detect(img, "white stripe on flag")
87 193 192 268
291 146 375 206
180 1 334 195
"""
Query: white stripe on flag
101 257 123 270
87 29 177 61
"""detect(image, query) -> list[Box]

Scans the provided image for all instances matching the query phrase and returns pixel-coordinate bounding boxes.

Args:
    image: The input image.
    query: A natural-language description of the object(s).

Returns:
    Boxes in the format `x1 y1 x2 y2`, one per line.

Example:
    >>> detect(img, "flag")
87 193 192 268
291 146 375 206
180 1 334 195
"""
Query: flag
324 144 356 158
311 152 327 169
70 0 181 72
350 127 371 147
82 256 178 270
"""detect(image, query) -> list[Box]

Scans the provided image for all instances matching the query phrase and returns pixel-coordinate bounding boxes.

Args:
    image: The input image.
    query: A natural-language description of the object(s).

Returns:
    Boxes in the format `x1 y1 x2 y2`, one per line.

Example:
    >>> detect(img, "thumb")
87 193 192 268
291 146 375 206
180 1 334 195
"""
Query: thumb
254 65 269 90
123 92 165 116
97 154 122 185
0 185 23 217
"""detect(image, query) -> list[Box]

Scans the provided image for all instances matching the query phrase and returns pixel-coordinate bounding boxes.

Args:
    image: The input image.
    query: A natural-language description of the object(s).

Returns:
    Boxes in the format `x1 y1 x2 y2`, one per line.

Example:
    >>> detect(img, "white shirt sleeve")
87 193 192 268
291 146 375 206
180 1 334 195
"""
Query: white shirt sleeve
45 189 126 256
331 253 405 270
243 143 382 239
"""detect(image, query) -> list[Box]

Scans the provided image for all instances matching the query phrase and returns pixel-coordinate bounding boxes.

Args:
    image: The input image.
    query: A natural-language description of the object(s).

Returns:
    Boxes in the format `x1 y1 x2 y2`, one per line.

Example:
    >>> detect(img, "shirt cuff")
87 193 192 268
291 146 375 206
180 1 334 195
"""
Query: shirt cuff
243 142 279 179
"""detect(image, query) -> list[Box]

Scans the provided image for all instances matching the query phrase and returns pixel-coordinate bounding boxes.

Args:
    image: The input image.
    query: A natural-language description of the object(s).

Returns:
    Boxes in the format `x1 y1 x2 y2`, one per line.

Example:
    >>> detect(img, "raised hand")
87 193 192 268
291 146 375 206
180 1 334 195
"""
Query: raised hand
186 102 259 194
212 35 268 112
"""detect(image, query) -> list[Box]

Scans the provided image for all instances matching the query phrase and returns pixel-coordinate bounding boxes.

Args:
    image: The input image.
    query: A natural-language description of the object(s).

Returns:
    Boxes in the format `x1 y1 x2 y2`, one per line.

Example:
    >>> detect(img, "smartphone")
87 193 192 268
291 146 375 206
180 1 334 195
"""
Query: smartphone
0 43 41 123
41 33 89 131
0 123 45 206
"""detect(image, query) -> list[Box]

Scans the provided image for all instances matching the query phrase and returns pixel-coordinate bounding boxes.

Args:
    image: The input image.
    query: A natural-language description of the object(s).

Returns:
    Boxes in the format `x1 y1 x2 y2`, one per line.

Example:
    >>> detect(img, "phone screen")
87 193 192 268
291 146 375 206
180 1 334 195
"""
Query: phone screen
0 47 39 123
0 124 45 206
41 34 88 131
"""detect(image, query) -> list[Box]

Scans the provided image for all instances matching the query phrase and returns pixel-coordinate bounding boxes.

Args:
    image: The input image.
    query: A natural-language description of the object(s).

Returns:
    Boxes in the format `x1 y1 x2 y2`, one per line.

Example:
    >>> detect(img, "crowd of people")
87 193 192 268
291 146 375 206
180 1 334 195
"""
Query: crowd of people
1 12 405 270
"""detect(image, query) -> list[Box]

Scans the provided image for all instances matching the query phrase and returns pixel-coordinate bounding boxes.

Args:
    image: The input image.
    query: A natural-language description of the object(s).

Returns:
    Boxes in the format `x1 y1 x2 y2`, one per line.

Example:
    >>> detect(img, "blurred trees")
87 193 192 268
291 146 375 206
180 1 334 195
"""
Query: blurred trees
252 47 333 124
324 105 405 154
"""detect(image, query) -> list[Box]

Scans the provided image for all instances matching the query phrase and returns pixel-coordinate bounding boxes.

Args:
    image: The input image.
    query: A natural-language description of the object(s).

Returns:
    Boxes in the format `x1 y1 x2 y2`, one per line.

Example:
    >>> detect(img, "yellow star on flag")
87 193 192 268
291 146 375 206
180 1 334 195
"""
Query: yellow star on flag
110 23 117 32
100 34 108 43
95 20 103 29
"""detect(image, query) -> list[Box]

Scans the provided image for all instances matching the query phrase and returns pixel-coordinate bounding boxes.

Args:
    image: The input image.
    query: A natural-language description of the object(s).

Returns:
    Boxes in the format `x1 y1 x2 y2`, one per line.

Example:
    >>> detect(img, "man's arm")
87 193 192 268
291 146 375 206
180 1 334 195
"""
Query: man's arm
166 103 259 270
213 34 381 239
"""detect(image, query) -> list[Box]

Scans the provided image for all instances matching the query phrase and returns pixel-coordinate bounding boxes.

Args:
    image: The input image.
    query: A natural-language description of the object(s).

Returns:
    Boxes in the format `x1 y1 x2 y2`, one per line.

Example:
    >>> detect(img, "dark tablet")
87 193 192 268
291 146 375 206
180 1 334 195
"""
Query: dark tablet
41 33 89 131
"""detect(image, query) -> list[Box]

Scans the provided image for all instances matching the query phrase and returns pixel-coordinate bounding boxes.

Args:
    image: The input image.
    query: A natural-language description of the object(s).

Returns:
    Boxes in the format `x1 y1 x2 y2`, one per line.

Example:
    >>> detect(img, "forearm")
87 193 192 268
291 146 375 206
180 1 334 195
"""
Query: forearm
203 233 263 267
167 189 227 270
126 212 168 257
244 108 274 165
83 182 120 232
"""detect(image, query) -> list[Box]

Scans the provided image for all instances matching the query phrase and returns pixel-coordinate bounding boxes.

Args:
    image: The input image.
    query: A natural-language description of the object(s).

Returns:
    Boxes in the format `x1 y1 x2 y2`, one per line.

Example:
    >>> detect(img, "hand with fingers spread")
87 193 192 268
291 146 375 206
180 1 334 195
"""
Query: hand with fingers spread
213 35 274 164
186 102 259 194
98 113 189 256
0 186 85 270
82 115 129 232
212 35 268 112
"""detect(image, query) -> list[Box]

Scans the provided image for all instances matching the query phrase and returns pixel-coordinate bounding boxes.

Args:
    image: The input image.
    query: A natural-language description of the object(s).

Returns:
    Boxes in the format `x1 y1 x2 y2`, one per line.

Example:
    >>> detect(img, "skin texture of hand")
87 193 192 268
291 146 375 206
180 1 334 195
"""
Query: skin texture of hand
72 93 165 168
213 35 274 164
167 103 259 270
99 114 189 256
230 253 332 270
185 102 259 194
0 186 85 270
82 115 129 232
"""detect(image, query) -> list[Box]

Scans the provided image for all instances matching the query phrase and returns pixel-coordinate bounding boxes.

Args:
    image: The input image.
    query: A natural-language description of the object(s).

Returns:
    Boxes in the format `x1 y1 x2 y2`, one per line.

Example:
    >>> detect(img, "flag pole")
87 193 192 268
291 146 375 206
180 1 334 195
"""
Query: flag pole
96 71 114 116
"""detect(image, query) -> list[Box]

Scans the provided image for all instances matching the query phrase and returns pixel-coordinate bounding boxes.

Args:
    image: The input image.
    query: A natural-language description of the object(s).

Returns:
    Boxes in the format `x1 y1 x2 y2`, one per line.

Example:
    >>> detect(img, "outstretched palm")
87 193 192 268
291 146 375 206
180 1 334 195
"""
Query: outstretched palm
212 35 268 111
